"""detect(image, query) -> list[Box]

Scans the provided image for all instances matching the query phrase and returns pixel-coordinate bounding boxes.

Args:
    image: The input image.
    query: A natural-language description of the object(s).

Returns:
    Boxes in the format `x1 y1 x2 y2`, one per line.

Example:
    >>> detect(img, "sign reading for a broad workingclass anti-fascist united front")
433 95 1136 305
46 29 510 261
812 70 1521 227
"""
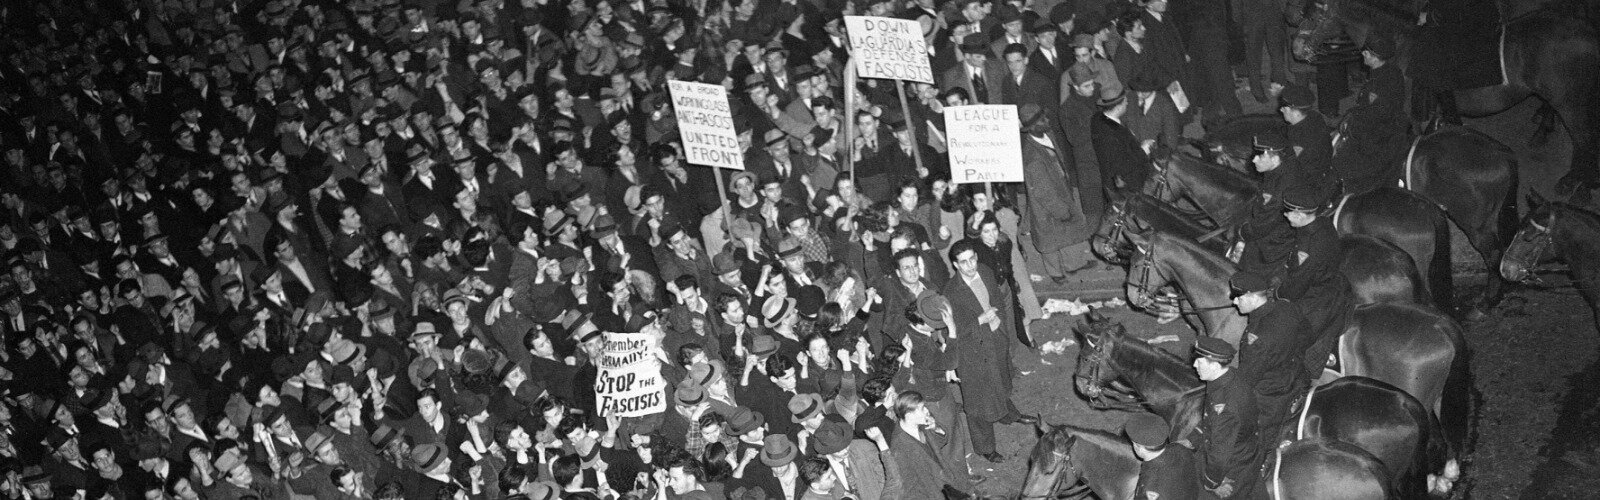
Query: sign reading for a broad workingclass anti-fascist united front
668 80 745 170
944 104 1024 184
844 16 934 83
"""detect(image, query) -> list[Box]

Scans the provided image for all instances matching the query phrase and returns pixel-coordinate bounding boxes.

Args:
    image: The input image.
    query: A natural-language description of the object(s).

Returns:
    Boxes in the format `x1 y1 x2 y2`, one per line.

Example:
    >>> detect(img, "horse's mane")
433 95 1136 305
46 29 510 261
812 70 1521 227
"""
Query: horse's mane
1171 153 1259 194
1130 194 1211 238
1058 424 1142 489
1154 229 1234 276
1108 326 1193 379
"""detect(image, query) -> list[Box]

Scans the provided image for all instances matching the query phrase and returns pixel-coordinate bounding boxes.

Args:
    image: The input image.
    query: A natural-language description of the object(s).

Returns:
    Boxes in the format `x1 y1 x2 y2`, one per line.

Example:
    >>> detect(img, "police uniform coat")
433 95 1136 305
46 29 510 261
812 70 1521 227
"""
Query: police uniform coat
1198 370 1260 495
1282 216 1355 380
1137 444 1201 500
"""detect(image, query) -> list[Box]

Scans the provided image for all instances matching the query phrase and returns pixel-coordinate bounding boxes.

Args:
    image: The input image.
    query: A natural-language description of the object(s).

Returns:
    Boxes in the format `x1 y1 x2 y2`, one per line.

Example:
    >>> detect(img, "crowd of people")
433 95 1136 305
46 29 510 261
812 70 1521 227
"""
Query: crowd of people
0 0 1435 497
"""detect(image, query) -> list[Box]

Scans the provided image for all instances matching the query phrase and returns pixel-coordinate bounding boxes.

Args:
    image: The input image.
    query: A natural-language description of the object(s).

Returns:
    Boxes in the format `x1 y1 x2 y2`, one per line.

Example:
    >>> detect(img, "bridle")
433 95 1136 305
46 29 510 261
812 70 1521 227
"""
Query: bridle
1019 434 1091 500
1093 200 1134 265
1074 327 1207 411
1503 209 1569 289
1125 239 1237 318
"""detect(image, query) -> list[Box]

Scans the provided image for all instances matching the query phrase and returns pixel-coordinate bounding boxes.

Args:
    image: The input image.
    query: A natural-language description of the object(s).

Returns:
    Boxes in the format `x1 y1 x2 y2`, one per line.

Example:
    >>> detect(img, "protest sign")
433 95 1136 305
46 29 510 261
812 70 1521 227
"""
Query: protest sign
844 16 935 83
594 331 668 417
668 80 744 170
944 104 1024 184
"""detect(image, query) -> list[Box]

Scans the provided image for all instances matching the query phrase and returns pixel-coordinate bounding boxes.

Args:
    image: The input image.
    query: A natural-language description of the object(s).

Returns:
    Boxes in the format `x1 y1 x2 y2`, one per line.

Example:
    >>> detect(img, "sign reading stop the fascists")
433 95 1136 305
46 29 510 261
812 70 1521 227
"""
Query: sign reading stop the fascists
594 331 667 417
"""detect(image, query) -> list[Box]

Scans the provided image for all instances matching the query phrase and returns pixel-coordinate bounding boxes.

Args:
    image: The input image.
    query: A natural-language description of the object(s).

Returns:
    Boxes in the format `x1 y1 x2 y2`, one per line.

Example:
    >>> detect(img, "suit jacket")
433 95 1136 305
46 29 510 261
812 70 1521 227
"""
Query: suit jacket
1028 41 1070 80
890 427 961 499
1001 67 1060 113
938 61 1008 105
1123 91 1184 153
941 268 1017 421
1090 113 1151 192
838 439 897 500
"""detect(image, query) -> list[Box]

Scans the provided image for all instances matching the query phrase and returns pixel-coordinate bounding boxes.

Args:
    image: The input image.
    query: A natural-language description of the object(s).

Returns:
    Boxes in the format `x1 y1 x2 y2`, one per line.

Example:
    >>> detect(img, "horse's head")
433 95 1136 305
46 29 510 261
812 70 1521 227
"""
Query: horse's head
1294 0 1415 64
1501 192 1557 283
1020 421 1081 499
1073 314 1141 409
1092 190 1134 265
1123 231 1171 313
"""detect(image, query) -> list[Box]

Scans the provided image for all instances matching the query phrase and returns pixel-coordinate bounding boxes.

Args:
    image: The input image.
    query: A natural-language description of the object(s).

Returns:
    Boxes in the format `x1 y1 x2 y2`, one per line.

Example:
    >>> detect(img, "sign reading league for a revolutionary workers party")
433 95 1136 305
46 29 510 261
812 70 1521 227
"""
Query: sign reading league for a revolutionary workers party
944 104 1024 184
594 330 667 417
844 16 934 83
668 80 745 170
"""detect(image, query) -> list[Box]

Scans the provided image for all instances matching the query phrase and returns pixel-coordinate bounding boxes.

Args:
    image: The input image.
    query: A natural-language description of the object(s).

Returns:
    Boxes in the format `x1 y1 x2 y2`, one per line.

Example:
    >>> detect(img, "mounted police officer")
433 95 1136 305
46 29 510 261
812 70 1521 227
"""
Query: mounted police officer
1333 36 1412 194
1229 269 1312 455
1279 84 1333 186
1193 337 1260 499
1232 133 1300 280
1126 412 1201 500
1281 183 1354 383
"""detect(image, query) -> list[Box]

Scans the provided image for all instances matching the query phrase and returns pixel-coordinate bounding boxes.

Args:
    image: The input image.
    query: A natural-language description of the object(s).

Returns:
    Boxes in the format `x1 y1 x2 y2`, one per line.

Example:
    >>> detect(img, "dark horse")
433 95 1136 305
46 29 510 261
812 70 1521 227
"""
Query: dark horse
1203 114 1522 316
1292 376 1457 499
1299 0 1600 193
1501 194 1600 334
1268 438 1394 500
1071 314 1458 498
1019 420 1144 500
1120 229 1467 425
1144 152 1455 313
1093 191 1427 306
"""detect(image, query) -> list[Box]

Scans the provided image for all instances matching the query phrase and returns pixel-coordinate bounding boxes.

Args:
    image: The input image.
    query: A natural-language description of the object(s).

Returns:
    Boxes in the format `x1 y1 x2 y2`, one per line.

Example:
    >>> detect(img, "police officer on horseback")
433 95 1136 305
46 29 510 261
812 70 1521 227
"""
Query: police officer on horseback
1229 269 1313 456
1333 36 1412 194
1126 412 1202 500
1281 184 1355 383
1233 133 1305 279
1193 337 1260 499
1279 84 1333 180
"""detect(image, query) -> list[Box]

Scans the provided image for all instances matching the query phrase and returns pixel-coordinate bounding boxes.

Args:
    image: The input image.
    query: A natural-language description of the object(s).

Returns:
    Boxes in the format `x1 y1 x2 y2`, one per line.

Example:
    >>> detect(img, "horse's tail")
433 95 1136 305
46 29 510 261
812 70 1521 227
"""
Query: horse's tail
1434 318 1477 498
1427 202 1455 315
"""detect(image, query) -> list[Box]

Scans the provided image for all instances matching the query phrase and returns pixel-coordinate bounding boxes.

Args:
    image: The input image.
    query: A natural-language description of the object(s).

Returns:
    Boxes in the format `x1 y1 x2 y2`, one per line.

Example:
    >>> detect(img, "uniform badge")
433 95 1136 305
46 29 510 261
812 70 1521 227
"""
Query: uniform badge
1247 333 1259 345
1213 403 1226 414
1146 492 1161 500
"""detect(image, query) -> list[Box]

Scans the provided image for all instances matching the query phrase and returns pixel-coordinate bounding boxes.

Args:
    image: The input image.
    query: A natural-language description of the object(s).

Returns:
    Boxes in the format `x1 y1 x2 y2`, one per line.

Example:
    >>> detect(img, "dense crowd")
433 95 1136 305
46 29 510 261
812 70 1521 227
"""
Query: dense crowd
0 0 1444 497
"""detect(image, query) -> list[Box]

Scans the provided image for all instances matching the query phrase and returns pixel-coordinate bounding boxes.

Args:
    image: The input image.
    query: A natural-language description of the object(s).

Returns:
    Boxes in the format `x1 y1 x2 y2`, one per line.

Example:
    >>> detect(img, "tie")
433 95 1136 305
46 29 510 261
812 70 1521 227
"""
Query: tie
971 70 989 102
777 161 789 178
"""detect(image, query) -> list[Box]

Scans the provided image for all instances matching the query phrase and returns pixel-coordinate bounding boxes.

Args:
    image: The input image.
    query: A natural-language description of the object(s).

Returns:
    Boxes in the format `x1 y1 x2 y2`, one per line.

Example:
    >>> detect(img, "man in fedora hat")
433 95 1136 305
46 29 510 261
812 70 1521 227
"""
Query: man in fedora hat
1090 84 1151 193
1192 336 1260 499
1017 103 1094 285
806 419 888 498
940 31 1008 105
